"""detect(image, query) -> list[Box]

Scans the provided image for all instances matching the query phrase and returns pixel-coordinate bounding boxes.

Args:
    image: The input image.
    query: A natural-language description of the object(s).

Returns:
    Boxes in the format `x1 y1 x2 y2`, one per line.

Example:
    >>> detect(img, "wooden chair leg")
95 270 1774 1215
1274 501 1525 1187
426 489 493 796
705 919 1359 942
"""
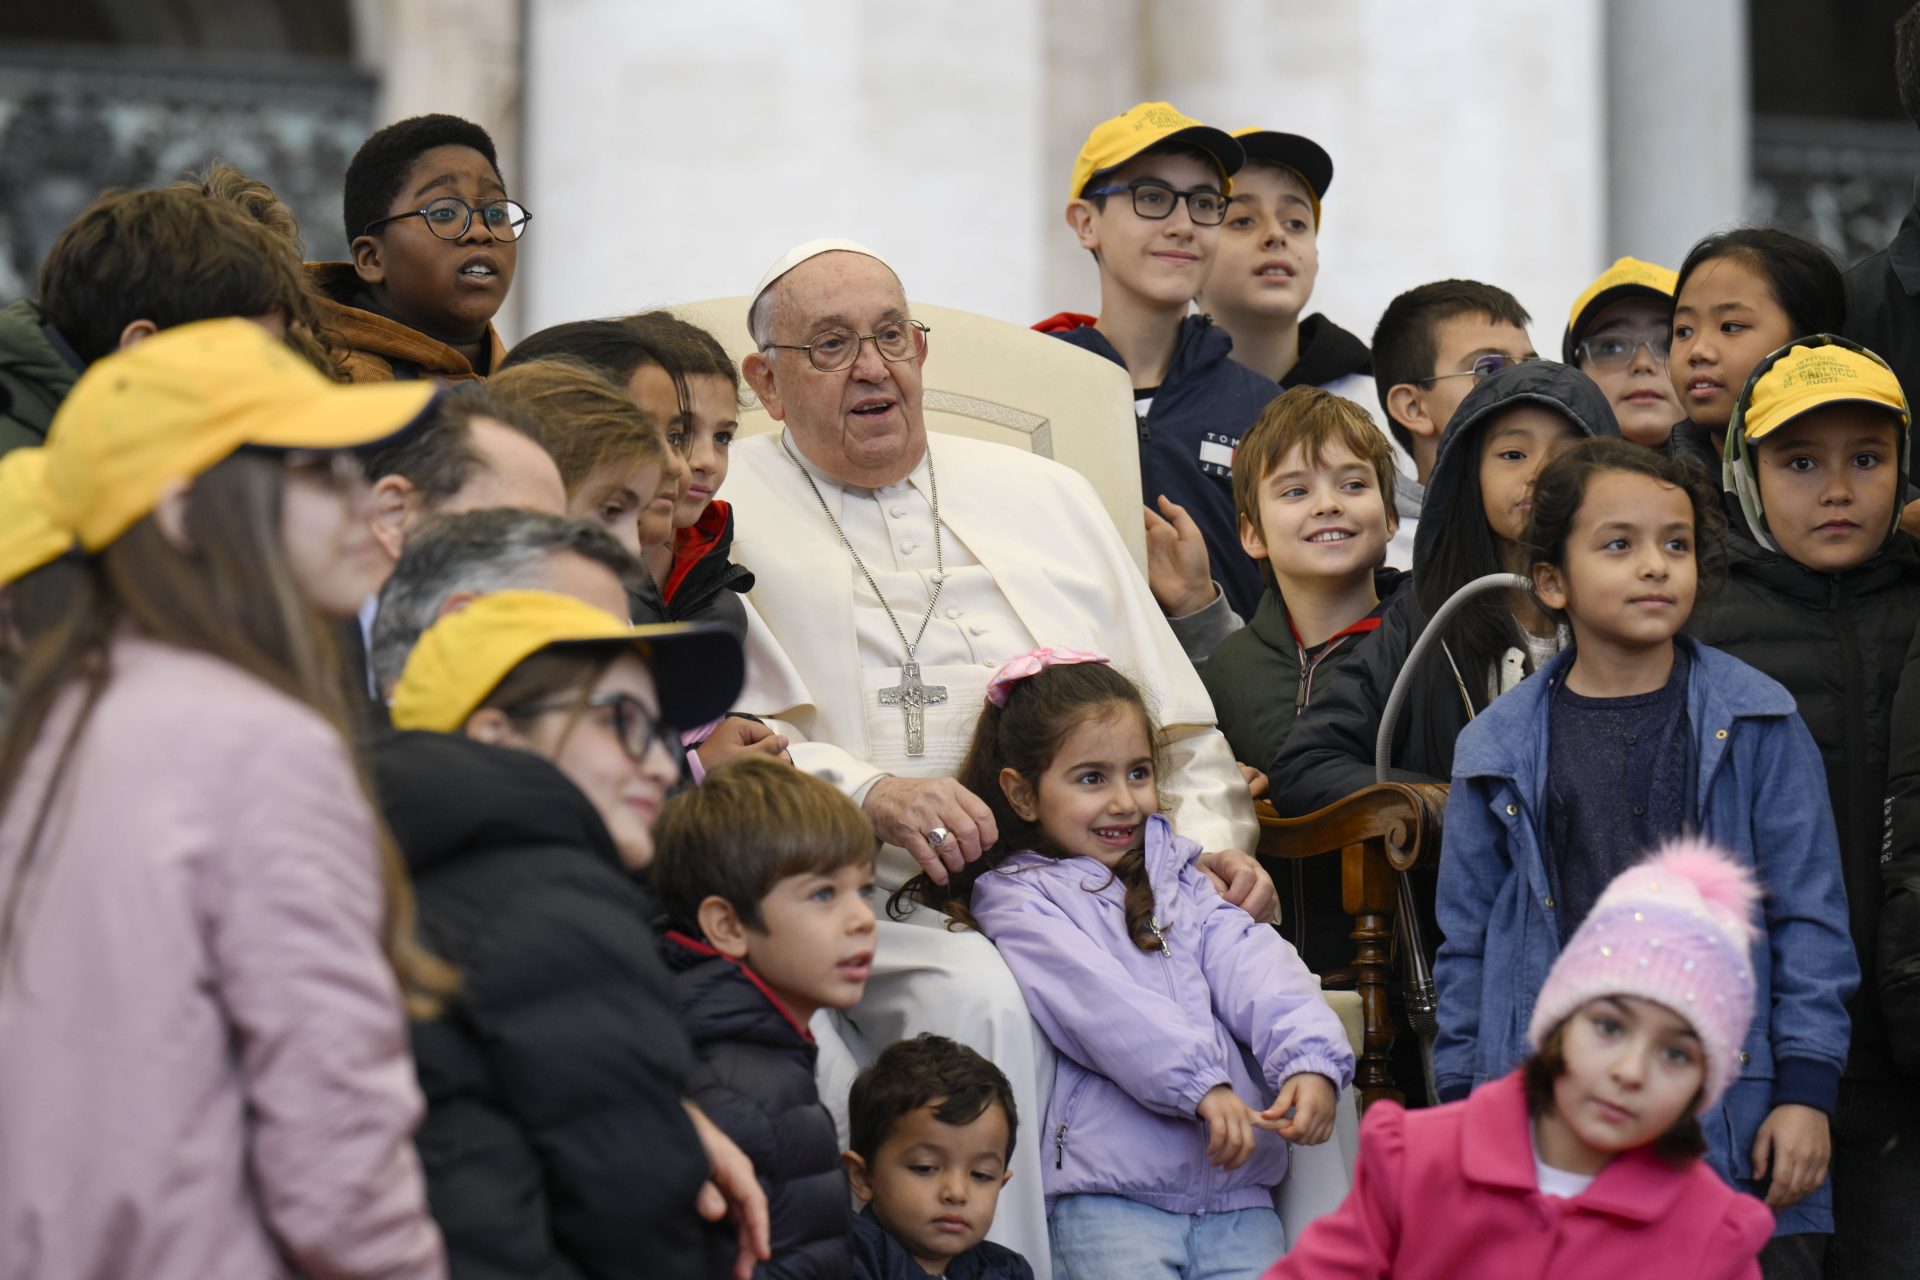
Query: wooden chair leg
1342 841 1403 1109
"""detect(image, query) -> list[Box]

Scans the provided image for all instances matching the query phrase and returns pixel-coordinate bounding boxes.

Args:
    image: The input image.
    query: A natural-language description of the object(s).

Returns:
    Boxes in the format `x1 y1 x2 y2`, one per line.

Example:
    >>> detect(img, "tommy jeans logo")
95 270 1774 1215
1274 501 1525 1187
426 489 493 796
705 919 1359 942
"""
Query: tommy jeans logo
1198 431 1237 478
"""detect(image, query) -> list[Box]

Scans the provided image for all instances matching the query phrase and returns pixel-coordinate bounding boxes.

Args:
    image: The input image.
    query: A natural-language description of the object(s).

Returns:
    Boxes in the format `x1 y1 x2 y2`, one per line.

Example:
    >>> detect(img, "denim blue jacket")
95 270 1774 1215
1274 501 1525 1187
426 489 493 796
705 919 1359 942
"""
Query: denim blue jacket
1434 637 1857 1235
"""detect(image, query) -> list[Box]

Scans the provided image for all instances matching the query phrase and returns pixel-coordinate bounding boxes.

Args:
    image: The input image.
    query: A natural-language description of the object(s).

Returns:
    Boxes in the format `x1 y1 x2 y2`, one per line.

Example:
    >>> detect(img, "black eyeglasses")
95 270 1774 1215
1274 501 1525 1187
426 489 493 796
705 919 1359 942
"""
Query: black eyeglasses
510 690 683 767
1083 178 1229 226
1576 333 1671 370
362 196 532 242
764 319 931 373
1419 353 1533 386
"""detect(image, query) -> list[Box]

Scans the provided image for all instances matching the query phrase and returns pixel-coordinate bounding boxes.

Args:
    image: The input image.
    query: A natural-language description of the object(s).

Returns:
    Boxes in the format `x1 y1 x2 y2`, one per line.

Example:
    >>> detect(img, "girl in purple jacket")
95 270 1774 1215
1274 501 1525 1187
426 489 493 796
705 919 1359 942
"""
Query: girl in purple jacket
896 647 1354 1279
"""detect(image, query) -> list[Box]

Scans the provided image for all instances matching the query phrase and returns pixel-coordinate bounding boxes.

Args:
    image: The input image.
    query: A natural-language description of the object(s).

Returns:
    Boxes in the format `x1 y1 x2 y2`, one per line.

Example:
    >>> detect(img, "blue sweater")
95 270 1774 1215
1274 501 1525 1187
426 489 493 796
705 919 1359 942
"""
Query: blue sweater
1434 637 1857 1236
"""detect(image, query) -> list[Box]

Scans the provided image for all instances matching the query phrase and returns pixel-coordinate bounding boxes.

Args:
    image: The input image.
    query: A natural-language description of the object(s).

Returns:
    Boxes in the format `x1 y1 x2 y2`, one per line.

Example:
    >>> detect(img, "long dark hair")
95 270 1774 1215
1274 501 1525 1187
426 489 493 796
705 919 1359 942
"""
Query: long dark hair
1412 362 1616 705
891 662 1169 952
1525 438 1728 615
1673 227 1844 341
0 453 454 1012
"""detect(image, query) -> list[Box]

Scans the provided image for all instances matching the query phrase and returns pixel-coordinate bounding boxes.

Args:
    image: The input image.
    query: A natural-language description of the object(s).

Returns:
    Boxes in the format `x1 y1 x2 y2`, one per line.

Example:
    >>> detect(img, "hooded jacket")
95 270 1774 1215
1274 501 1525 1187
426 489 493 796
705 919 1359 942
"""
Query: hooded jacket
1269 360 1619 818
1434 639 1855 1236
665 933 851 1280
968 815 1354 1215
1040 312 1282 616
307 262 505 383
662 499 755 639
1202 566 1408 973
372 729 709 1280
1690 355 1920 1082
0 298 82 455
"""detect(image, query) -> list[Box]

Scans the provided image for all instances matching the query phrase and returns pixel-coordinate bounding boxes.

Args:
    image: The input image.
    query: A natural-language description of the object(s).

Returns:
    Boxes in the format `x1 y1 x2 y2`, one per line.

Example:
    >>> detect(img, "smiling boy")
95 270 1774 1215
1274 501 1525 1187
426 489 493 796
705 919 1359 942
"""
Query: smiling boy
310 114 525 382
654 754 882 1279
845 1035 1032 1280
1037 102 1279 619
1200 386 1402 974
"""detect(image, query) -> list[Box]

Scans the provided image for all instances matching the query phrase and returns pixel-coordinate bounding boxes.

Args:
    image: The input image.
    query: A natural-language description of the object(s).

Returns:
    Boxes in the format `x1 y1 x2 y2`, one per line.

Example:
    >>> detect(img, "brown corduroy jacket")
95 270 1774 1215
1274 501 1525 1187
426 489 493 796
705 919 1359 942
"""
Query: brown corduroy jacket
306 261 505 383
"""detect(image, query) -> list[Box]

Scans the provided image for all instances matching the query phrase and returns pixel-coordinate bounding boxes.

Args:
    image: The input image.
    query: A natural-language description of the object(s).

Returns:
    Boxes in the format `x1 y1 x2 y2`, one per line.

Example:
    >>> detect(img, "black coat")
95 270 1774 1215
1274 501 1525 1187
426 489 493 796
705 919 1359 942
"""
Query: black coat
373 729 709 1280
849 1206 1033 1280
1280 313 1372 389
666 934 850 1280
1689 530 1920 1080
1844 181 1920 412
664 501 755 640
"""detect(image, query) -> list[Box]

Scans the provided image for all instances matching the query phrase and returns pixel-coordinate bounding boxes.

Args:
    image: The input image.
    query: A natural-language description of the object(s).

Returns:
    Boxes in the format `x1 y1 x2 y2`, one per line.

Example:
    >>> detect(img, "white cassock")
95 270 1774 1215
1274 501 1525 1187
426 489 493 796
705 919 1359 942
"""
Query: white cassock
729 429 1257 1276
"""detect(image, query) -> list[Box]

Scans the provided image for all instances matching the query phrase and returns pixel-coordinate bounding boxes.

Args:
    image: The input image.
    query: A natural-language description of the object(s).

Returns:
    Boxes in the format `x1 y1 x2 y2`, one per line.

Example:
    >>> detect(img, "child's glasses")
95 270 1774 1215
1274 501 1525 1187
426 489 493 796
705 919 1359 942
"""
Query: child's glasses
1420 353 1532 385
509 690 685 768
1082 178 1230 226
1576 333 1672 370
362 197 532 242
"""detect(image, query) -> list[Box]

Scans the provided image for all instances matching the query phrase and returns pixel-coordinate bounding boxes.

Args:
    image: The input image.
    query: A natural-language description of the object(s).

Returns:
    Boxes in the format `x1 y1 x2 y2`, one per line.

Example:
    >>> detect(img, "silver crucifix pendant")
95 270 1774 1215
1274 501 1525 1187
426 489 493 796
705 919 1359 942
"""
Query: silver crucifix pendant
878 658 948 757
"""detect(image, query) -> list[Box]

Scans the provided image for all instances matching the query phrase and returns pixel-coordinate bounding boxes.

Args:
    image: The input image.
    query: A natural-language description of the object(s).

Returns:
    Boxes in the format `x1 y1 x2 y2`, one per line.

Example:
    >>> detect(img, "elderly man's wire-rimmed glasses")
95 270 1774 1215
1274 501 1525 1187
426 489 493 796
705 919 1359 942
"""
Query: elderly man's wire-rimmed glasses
1082 178 1230 226
362 196 532 242
764 319 931 373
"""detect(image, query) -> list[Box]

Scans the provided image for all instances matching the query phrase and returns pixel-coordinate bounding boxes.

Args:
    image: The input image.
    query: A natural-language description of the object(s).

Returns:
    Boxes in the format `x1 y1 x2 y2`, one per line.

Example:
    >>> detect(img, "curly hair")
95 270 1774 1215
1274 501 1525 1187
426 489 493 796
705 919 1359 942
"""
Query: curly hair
344 113 502 245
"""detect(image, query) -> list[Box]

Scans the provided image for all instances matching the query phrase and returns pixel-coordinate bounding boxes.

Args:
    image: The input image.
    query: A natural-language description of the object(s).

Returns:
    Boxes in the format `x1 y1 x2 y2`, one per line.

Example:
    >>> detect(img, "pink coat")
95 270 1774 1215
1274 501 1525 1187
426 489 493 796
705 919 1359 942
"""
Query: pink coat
0 636 444 1279
1264 1071 1773 1280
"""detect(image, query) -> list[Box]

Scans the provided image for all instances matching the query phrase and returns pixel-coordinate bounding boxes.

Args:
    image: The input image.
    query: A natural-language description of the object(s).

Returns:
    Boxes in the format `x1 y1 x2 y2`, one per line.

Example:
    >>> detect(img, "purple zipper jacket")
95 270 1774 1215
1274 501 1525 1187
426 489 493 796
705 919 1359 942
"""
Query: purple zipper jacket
970 814 1353 1214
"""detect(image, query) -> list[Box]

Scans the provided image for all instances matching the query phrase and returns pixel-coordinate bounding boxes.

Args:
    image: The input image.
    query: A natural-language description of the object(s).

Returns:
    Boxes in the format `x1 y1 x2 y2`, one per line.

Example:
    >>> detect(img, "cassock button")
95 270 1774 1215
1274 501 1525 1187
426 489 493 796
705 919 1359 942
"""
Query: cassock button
890 506 907 518
901 542 918 554
945 607 962 618
970 625 987 636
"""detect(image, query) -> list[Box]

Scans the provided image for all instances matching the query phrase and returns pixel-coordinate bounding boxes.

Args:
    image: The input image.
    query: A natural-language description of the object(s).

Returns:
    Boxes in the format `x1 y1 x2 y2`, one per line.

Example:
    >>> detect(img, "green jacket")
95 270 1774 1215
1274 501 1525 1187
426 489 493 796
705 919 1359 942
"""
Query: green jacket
0 299 81 455
1199 568 1405 972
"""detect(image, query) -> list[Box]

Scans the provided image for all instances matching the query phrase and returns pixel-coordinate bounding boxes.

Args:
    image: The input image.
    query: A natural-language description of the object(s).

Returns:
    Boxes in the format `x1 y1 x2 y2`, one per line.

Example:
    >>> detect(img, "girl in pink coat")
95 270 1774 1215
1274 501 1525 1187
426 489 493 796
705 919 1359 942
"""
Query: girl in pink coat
1265 840 1775 1280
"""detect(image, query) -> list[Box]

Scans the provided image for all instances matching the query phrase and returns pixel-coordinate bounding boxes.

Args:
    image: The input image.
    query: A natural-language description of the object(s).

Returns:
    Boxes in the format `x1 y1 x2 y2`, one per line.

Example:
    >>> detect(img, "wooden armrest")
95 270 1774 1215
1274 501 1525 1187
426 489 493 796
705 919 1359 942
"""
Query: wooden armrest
1251 782 1449 1110
1253 781 1446 873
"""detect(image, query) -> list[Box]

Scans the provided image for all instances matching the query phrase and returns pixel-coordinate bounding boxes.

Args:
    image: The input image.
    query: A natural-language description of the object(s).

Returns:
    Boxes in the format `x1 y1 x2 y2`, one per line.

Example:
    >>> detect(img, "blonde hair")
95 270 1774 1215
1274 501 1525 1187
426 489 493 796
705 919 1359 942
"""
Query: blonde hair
488 358 664 498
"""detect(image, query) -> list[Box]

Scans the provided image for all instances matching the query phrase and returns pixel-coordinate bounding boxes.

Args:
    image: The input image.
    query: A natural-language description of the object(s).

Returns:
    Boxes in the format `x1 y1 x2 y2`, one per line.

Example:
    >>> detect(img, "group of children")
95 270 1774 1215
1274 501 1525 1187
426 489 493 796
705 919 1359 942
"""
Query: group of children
0 75 1917 1280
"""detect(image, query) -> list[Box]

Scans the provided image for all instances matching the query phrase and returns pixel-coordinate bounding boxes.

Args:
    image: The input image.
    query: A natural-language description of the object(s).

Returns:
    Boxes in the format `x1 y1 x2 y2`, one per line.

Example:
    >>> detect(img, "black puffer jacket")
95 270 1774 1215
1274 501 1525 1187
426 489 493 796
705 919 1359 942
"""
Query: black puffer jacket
662 500 754 640
666 934 850 1280
1269 360 1618 815
373 729 708 1280
1689 533 1920 1079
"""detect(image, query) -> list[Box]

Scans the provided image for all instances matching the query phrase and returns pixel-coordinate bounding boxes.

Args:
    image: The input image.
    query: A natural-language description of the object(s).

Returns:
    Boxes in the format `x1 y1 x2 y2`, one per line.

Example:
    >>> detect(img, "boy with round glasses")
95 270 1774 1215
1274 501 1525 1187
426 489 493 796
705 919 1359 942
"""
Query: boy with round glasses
310 113 529 383
1037 102 1281 626
1564 258 1683 446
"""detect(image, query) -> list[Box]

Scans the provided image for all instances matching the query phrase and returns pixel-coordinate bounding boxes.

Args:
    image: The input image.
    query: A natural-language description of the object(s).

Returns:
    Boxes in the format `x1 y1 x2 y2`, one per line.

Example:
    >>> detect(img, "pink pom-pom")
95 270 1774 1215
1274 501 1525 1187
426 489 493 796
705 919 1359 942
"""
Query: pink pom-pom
1611 837 1762 943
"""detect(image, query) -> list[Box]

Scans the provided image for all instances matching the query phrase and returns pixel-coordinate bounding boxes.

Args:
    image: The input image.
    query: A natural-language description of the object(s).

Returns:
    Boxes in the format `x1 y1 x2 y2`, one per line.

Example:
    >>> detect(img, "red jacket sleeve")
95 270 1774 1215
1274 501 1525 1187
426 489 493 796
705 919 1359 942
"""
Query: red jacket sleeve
1261 1101 1405 1280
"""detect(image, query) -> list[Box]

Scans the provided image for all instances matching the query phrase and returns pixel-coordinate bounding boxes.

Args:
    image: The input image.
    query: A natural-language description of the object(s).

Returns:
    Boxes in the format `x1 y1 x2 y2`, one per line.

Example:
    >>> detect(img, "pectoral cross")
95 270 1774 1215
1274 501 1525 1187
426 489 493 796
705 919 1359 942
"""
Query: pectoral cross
878 657 948 757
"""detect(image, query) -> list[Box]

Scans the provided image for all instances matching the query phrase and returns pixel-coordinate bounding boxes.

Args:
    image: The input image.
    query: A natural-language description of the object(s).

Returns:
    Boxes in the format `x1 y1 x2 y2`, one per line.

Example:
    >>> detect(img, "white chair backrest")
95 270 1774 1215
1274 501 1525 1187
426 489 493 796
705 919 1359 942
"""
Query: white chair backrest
668 296 1148 572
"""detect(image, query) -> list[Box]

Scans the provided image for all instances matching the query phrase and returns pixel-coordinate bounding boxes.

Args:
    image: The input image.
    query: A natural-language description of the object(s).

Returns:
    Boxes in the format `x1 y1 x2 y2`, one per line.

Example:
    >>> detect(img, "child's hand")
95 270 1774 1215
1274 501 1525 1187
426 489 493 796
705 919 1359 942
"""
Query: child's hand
1262 1073 1339 1146
1751 1103 1831 1210
1196 1083 1261 1170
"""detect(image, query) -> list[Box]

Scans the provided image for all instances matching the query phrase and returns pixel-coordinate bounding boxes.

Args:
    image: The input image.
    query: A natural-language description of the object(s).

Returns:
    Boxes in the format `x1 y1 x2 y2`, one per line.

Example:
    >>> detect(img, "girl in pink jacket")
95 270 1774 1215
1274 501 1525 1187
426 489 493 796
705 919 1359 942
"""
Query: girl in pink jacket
0 321 448 1280
1264 840 1776 1280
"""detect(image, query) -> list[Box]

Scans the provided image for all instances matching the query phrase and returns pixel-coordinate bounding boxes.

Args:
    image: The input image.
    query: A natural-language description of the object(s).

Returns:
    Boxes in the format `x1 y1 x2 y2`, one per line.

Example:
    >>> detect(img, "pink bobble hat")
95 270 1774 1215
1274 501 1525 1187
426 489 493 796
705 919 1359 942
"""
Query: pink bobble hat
1526 837 1762 1112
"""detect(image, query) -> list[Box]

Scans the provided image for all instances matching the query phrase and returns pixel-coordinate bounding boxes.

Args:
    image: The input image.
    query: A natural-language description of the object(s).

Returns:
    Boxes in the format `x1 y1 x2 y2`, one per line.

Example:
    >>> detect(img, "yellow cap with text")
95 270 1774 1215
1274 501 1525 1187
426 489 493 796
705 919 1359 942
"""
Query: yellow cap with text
1563 257 1679 362
1742 342 1909 441
1071 102 1242 201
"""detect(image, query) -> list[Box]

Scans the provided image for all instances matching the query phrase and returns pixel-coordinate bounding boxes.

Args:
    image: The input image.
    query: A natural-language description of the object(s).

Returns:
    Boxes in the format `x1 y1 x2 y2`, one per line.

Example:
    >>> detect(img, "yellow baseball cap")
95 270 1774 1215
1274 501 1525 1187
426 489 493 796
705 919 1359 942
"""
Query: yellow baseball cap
1562 257 1679 362
1229 128 1333 227
44 317 440 552
0 448 75 585
1070 102 1243 202
389 589 745 735
1741 341 1910 442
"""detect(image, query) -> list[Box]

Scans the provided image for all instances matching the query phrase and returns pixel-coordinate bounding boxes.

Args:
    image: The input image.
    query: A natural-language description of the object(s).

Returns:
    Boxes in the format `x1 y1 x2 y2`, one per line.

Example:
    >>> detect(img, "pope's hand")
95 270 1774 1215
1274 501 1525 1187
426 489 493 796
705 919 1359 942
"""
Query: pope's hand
864 775 999 883
1197 847 1278 923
